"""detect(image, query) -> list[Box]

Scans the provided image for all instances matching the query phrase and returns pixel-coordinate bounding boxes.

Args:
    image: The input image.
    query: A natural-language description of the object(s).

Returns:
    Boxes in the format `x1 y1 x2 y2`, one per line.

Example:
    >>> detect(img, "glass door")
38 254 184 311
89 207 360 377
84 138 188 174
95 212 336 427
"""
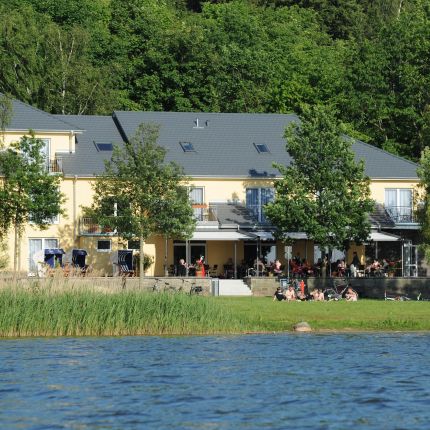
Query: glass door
403 243 418 277
28 239 42 274
28 238 59 274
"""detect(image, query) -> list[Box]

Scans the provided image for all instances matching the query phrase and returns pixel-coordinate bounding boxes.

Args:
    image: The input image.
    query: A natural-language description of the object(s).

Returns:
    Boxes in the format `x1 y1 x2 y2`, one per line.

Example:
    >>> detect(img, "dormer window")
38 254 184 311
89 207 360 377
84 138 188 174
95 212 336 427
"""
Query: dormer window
254 143 269 154
94 142 113 151
180 141 195 152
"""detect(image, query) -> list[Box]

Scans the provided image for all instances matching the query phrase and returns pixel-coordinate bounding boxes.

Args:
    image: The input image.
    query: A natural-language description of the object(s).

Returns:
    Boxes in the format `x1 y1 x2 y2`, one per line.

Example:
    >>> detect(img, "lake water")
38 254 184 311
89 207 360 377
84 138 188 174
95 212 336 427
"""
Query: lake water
1 333 429 429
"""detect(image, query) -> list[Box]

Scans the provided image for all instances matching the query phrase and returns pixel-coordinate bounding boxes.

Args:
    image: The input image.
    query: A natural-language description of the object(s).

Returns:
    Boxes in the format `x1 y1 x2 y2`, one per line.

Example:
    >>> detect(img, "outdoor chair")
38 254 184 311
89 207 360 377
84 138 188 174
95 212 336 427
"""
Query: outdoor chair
118 250 134 276
72 249 88 275
204 264 210 276
168 264 175 276
208 264 218 277
224 264 234 278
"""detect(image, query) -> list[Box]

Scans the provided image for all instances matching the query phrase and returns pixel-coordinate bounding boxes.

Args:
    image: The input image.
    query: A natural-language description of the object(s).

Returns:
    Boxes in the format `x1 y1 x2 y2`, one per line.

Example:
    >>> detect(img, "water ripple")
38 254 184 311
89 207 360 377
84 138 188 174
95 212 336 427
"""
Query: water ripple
0 334 430 429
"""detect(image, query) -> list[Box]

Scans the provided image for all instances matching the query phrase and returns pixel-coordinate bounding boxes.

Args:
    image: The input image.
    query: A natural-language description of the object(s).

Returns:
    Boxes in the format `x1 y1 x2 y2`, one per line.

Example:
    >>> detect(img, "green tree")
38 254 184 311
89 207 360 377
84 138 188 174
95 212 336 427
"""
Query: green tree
340 1 430 161
0 3 116 115
417 147 430 261
0 238 8 270
265 105 374 254
85 123 196 282
0 134 65 274
0 93 12 144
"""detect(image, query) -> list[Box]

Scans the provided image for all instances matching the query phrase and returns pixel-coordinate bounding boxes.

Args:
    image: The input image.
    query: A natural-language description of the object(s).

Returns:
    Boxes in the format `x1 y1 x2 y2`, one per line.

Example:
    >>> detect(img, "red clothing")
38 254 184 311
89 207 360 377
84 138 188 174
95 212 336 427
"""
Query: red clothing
196 258 205 277
299 280 305 295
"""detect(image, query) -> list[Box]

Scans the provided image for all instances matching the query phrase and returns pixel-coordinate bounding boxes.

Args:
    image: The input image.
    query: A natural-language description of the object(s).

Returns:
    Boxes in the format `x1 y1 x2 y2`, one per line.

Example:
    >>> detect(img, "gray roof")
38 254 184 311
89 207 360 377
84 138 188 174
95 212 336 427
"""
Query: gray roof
5 105 409 179
6 98 80 132
369 203 396 228
213 203 263 228
113 111 418 179
55 115 124 176
214 202 395 230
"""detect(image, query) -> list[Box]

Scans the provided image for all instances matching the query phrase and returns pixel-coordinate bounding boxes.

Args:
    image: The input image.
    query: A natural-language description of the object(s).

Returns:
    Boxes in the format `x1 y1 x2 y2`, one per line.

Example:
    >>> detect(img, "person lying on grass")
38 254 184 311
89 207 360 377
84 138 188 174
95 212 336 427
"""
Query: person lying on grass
345 287 358 301
311 288 325 301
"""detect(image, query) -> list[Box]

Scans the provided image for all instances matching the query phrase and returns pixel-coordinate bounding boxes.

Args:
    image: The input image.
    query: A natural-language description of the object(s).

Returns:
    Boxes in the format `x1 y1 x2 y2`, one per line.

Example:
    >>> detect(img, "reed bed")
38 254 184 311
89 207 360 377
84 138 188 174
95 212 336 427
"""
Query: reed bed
0 288 250 337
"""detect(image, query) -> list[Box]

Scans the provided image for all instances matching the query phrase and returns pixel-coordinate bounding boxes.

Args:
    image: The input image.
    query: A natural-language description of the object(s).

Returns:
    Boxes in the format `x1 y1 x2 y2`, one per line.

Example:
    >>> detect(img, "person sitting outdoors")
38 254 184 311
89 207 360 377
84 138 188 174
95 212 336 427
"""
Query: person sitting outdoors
176 258 188 276
314 288 325 301
285 285 297 301
273 286 286 301
299 279 306 297
311 288 325 301
337 259 346 277
296 289 307 301
195 256 206 277
369 259 381 276
271 259 283 277
350 251 360 278
345 287 358 301
301 260 313 277
381 258 390 276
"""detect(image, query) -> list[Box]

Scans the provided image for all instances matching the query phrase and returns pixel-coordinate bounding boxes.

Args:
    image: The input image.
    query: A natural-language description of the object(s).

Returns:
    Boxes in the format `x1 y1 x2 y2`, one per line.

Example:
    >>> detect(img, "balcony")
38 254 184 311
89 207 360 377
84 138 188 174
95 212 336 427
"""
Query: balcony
193 204 218 223
78 217 115 236
48 158 63 174
385 206 416 224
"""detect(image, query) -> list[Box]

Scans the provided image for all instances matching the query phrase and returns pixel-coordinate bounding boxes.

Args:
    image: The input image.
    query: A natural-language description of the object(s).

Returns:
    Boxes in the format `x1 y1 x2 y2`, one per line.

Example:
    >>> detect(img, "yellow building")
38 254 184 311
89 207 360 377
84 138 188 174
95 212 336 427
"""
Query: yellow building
0 99 422 277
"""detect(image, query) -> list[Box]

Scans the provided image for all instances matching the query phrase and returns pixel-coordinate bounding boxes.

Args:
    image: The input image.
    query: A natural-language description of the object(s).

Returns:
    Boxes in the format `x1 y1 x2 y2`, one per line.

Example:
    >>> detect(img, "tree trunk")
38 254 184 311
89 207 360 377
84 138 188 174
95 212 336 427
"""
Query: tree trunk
13 222 21 279
17 230 21 273
139 234 145 288
13 223 18 276
397 0 403 18
164 236 168 277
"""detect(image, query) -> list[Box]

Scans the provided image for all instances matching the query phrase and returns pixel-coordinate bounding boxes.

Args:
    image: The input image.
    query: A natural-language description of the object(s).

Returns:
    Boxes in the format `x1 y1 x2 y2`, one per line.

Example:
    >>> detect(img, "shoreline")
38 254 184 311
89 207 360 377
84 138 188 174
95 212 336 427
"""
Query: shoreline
1 289 430 337
2 328 430 340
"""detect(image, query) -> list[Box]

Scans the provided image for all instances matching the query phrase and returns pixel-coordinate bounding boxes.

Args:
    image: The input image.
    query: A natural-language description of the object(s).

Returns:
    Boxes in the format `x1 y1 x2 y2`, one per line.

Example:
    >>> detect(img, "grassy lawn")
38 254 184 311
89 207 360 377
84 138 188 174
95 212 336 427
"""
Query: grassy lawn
216 297 430 332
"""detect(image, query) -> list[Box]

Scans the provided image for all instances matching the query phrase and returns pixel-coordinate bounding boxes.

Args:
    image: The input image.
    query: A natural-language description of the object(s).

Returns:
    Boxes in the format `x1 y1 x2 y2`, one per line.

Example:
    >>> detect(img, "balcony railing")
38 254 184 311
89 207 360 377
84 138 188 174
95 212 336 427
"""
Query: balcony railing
385 206 416 223
48 158 63 174
79 217 115 235
193 204 218 222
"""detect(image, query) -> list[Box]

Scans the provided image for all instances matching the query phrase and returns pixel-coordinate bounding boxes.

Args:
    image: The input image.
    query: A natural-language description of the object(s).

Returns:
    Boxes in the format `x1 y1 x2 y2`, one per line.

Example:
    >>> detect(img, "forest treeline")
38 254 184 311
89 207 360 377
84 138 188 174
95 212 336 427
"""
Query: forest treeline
1 0 429 161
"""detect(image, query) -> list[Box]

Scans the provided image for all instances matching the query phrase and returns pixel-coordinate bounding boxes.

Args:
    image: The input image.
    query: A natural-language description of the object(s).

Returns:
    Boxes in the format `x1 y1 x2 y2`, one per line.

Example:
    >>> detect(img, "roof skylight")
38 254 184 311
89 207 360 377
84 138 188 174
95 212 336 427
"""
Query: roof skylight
254 143 270 154
94 142 113 151
180 141 195 152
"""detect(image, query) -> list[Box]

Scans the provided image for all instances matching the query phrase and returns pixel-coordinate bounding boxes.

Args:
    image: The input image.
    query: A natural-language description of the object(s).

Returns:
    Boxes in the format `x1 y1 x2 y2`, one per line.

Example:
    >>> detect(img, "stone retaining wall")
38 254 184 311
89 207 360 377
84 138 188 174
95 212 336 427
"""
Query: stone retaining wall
245 276 430 299
2 275 429 299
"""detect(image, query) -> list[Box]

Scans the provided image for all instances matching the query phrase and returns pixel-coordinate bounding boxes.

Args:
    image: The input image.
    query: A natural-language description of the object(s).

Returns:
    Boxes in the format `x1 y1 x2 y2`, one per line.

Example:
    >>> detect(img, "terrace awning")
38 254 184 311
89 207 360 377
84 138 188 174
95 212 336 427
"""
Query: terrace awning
285 232 308 240
368 231 401 242
249 231 275 241
44 248 65 255
72 249 87 256
191 231 252 241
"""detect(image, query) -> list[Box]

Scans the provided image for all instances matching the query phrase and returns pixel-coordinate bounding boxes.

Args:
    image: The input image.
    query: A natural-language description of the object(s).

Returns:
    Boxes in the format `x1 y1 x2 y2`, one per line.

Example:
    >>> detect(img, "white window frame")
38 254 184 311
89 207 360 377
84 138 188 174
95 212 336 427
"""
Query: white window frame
246 187 275 223
97 239 112 252
188 186 205 221
29 213 60 225
40 138 51 171
385 188 414 223
28 237 59 274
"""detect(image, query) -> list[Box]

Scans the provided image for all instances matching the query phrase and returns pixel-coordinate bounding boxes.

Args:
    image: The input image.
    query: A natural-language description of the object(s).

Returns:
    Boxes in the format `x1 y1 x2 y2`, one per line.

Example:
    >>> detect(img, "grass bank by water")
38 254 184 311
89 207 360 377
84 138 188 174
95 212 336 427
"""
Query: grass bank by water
1 289 430 337
217 297 430 332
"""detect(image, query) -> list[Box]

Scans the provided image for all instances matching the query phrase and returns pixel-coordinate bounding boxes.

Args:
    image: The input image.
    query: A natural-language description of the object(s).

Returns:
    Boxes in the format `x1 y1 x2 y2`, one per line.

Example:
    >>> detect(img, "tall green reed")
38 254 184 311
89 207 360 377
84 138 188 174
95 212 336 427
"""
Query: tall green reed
0 287 250 337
